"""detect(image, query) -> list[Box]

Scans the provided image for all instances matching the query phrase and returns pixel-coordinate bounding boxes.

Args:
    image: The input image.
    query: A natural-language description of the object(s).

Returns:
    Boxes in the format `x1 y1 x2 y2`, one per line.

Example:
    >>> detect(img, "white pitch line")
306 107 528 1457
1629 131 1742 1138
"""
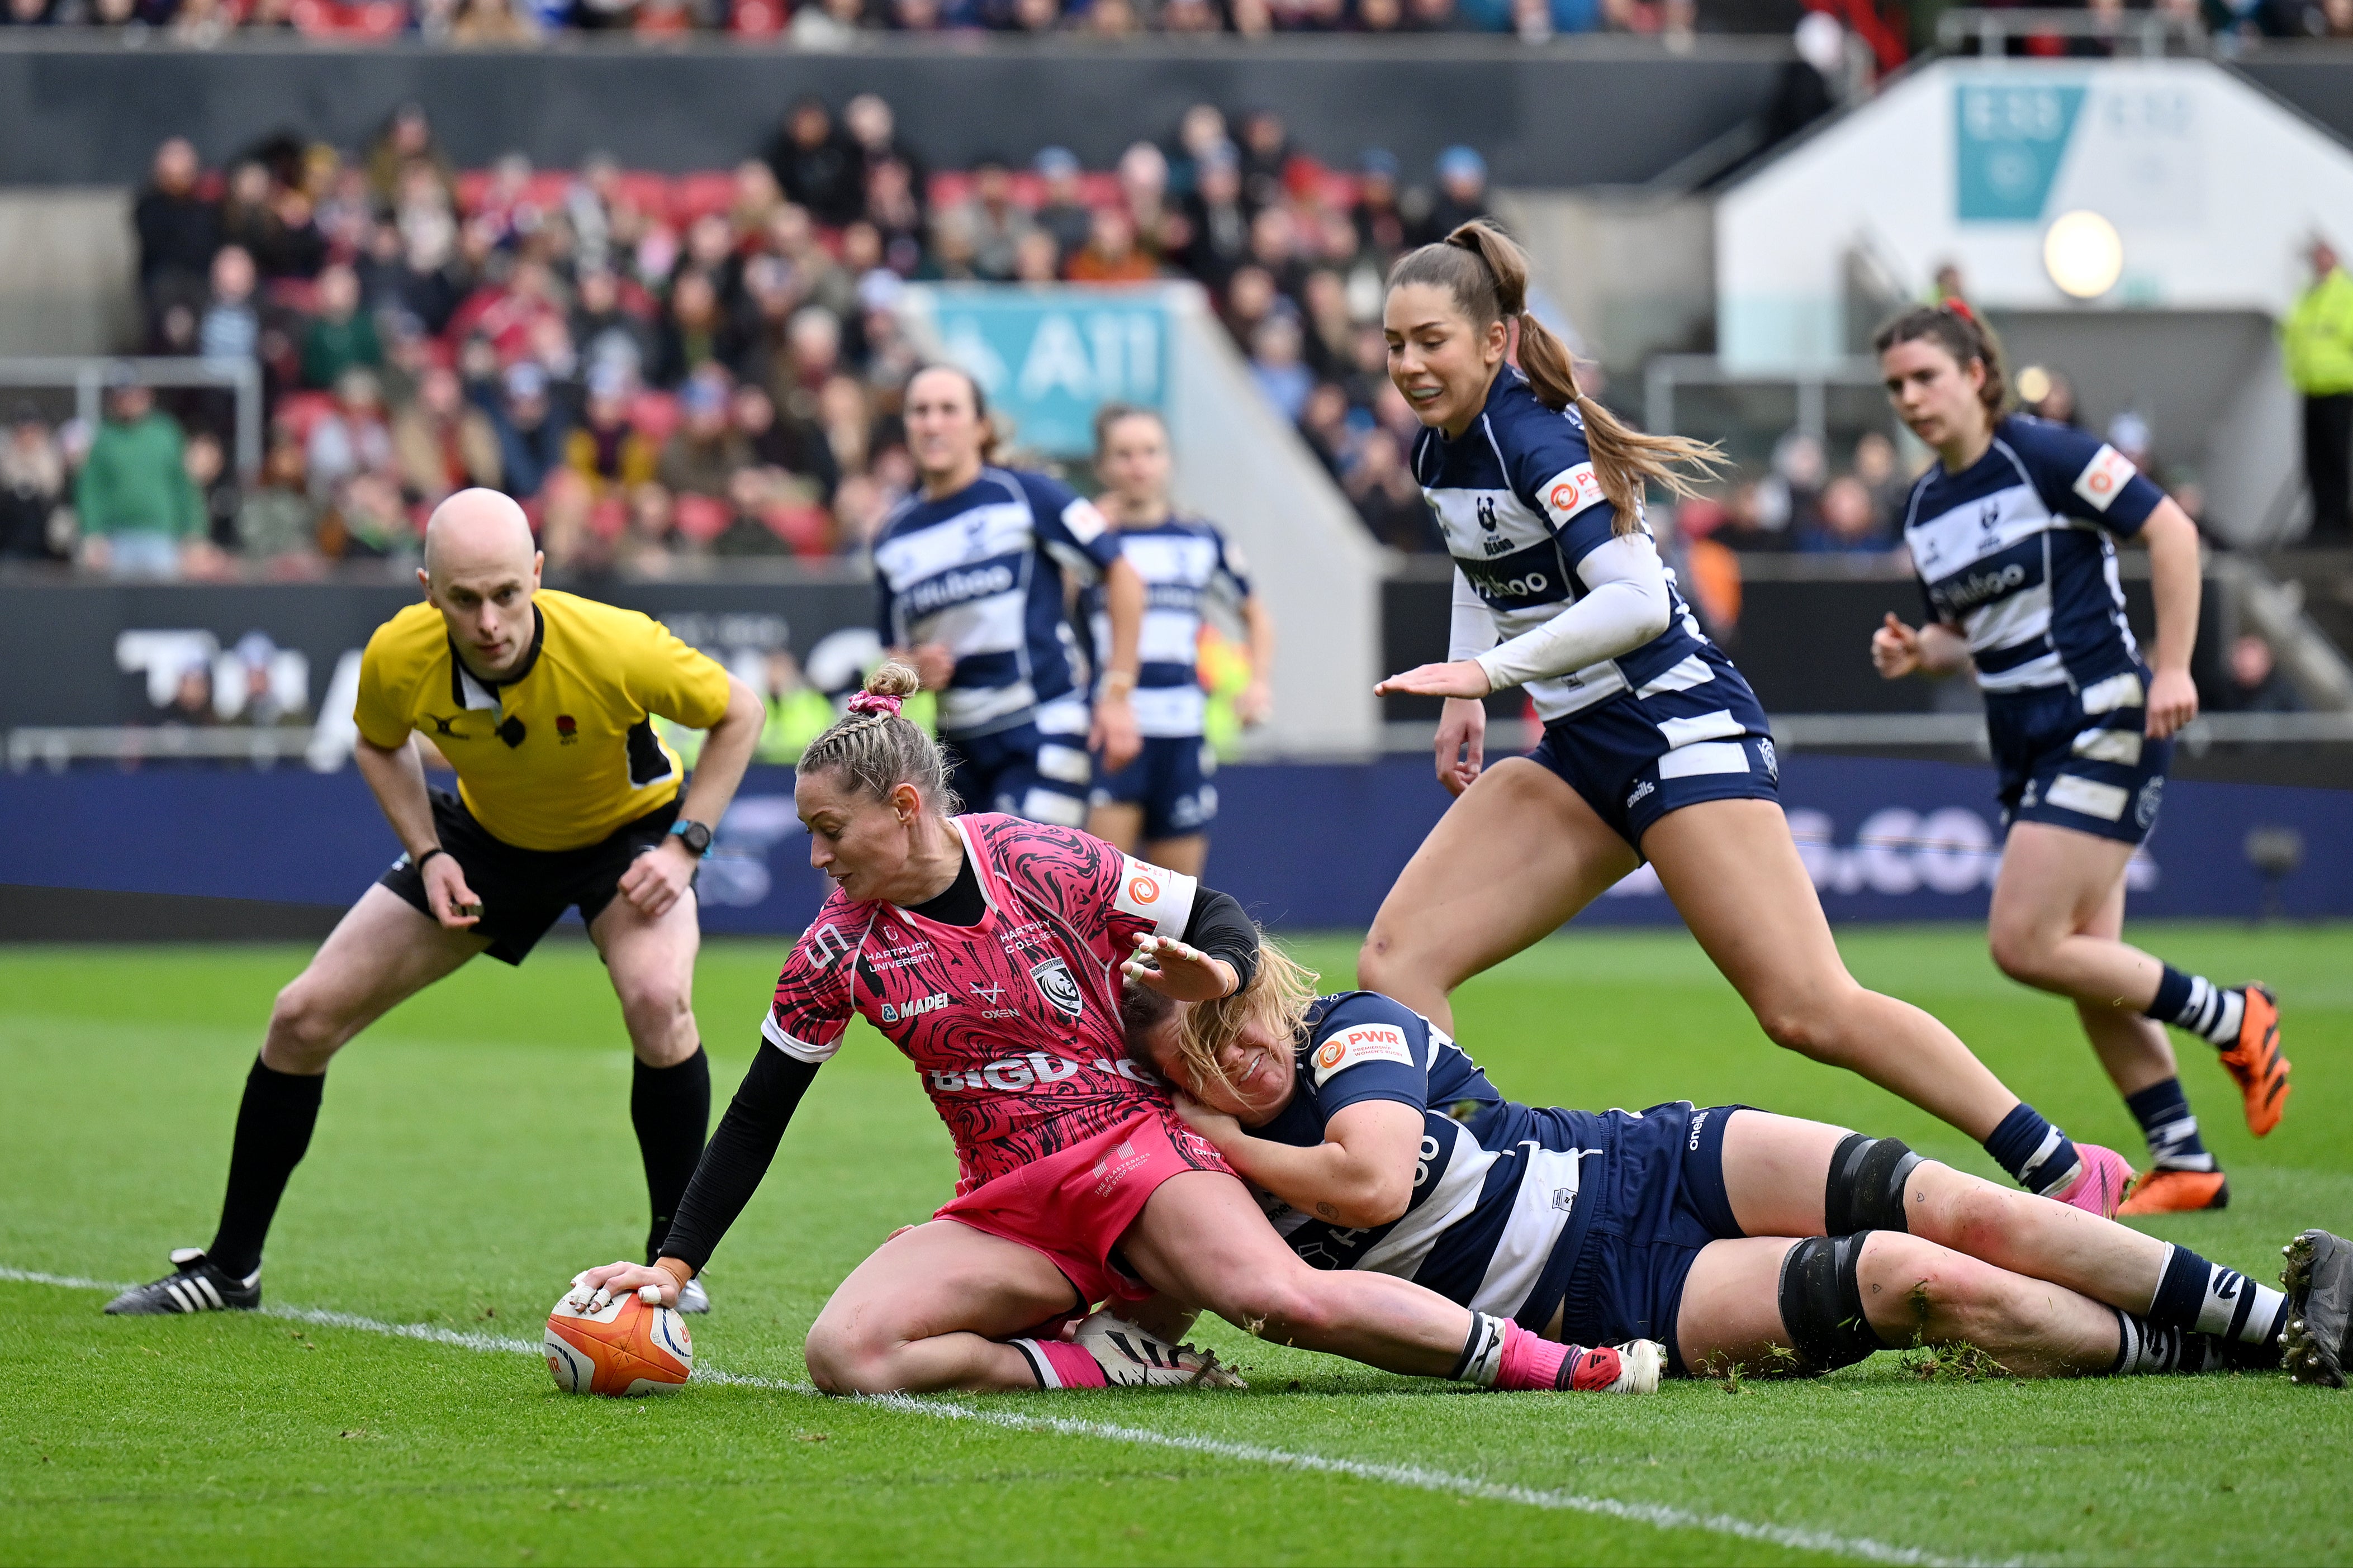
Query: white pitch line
5 1266 1991 1568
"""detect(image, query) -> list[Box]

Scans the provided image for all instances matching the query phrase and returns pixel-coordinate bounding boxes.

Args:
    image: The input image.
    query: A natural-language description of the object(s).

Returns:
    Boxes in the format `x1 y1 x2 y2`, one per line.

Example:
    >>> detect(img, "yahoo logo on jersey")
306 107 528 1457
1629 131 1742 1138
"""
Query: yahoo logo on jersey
879 991 947 1025
1461 562 1552 600
904 563 1017 617
928 1053 1083 1093
1933 562 2028 615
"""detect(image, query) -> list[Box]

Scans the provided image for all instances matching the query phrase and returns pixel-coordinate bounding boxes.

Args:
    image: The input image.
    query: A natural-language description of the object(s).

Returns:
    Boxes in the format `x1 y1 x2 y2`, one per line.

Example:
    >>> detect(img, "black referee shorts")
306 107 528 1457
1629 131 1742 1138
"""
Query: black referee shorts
380 788 684 965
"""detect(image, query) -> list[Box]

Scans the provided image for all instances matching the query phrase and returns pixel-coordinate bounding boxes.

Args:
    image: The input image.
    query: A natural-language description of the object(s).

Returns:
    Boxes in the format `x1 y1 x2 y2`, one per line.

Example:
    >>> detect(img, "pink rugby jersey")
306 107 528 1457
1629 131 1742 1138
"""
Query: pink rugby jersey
763 813 1198 1196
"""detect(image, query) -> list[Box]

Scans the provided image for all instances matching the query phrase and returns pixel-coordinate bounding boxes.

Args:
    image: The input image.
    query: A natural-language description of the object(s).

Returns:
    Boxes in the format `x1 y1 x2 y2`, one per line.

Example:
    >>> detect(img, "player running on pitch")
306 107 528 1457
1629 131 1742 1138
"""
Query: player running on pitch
570 662 1660 1398
1083 403 1275 876
1870 302 2289 1214
1362 220 2133 1218
876 364 1146 828
107 489 763 1318
1125 957 2353 1386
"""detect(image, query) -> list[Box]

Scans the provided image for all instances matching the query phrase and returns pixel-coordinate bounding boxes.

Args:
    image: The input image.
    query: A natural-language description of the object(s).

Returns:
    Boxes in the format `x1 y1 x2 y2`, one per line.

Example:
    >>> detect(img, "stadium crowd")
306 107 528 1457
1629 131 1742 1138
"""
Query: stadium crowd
3 102 1527 576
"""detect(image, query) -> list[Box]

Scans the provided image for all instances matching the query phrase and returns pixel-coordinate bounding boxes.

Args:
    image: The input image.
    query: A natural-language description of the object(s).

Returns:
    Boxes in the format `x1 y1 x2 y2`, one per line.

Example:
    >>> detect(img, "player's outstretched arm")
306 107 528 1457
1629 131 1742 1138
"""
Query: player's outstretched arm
570 1040 823 1308
353 734 481 928
1090 554 1146 772
2136 500 2203 739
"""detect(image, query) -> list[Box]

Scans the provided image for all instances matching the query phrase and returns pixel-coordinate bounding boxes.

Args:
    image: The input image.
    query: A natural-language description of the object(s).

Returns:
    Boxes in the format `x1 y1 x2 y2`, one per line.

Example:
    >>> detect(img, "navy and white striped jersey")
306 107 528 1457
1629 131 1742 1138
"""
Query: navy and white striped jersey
1901 415 2164 696
1413 370 1715 723
1083 517 1252 739
872 466 1124 739
1251 991 1619 1327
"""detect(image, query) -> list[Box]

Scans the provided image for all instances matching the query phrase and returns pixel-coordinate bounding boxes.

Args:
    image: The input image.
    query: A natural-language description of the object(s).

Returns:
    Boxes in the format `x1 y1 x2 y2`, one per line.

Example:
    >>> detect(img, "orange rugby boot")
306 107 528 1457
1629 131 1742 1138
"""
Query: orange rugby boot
2118 1167 2229 1215
2216 984 2290 1137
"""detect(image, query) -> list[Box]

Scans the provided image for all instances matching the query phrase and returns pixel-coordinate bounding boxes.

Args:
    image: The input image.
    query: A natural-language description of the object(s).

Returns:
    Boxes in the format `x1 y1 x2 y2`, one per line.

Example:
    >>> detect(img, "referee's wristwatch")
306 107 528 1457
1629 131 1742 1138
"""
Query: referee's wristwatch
668 818 714 858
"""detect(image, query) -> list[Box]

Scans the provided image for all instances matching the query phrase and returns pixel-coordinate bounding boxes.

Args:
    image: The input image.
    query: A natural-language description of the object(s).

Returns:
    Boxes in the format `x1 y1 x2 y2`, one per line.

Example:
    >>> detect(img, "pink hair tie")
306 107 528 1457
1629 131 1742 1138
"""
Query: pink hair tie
847 690 904 718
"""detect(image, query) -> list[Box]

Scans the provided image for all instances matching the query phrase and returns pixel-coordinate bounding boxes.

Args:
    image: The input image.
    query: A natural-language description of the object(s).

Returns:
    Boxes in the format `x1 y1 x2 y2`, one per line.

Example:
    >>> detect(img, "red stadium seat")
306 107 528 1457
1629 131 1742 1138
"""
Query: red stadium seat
273 391 339 444
629 391 681 445
730 0 786 34
672 172 738 226
673 492 731 544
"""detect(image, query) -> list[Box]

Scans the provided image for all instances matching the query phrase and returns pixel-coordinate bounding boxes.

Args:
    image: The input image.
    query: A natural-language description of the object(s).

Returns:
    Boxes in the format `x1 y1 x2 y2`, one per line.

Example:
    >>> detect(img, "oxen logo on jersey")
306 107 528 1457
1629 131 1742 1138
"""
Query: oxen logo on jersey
1030 957 1084 1019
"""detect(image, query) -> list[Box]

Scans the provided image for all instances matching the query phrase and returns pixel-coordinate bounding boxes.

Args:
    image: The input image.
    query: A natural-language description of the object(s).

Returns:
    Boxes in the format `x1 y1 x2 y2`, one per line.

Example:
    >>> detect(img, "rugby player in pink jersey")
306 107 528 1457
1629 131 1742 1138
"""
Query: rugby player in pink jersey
570 662 1661 1396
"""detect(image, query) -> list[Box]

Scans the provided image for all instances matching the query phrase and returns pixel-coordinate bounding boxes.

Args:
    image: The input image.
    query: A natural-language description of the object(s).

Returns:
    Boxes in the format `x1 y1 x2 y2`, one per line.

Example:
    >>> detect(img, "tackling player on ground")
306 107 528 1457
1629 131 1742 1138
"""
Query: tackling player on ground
876 365 1146 828
107 489 764 1318
1126 954 2353 1385
1361 220 2133 1217
570 662 1660 1398
1083 403 1276 877
1871 303 2290 1214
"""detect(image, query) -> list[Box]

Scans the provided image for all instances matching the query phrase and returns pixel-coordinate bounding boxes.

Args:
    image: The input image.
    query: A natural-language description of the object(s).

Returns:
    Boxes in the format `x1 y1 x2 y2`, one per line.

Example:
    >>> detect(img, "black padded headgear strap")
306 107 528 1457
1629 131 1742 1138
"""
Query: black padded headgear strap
1777 1233 1889 1375
1824 1133 1923 1237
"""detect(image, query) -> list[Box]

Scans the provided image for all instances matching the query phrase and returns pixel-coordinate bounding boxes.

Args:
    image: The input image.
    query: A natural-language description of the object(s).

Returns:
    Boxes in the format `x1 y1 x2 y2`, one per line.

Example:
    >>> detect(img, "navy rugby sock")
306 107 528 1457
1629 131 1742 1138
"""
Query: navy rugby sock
2123 1077 2214 1173
207 1057 325 1280
2147 1243 2287 1348
634 1047 711 1263
2145 966 2245 1049
1981 1103 2081 1197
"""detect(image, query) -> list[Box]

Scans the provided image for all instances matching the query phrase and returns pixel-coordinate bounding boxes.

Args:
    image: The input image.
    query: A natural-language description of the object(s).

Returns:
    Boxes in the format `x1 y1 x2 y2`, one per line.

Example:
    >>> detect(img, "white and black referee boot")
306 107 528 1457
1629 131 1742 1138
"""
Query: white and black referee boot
1073 1310 1246 1389
103 1249 260 1315
2281 1229 2352 1389
676 1276 710 1315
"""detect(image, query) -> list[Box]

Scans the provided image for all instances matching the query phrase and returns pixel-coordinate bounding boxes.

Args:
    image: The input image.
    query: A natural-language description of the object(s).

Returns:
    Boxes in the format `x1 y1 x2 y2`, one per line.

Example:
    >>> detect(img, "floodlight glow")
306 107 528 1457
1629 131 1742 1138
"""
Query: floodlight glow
2043 211 2123 300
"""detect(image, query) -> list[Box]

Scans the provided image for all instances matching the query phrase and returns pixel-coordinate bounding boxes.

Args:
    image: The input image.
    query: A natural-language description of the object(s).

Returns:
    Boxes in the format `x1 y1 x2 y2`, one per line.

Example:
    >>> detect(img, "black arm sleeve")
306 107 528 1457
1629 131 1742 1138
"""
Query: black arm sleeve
1181 883 1260 994
659 1042 821 1274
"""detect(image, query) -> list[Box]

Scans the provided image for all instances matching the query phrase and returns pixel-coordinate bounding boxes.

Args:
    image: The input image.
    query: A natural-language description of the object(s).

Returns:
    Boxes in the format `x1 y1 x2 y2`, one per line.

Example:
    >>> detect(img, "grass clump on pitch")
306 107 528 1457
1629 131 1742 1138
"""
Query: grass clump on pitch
2 924 2349 1566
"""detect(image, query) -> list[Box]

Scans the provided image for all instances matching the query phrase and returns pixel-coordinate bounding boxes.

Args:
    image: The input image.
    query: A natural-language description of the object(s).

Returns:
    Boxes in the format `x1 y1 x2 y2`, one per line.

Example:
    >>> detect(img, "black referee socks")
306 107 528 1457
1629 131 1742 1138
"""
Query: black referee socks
208 1057 327 1280
633 1047 711 1264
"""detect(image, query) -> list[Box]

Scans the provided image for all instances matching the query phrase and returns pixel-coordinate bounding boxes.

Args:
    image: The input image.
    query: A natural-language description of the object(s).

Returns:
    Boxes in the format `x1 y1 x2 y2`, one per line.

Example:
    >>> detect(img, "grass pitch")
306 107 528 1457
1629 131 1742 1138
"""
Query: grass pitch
2 923 2349 1566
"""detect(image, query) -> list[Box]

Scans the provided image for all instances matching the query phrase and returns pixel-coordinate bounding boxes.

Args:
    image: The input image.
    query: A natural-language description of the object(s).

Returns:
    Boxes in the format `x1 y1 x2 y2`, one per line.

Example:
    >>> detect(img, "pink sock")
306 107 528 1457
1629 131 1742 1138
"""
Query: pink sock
1013 1337 1106 1389
1493 1320 1572 1391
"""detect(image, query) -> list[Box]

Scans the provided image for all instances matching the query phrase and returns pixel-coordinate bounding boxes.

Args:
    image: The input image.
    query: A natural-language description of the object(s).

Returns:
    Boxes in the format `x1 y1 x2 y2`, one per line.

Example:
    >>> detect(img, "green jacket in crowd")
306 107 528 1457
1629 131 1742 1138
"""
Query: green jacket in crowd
302 313 383 392
75 412 203 539
2284 267 2353 397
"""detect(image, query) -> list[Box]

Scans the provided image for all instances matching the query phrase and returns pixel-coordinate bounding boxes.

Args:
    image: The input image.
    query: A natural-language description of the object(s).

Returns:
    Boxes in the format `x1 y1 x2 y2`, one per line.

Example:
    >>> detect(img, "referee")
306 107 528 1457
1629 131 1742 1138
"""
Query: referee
106 490 765 1317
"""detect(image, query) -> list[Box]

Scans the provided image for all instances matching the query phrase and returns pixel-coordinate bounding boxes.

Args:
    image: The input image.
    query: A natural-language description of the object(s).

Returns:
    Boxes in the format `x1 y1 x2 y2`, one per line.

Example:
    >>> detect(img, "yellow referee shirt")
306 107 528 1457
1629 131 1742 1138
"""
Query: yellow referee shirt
353 590 732 852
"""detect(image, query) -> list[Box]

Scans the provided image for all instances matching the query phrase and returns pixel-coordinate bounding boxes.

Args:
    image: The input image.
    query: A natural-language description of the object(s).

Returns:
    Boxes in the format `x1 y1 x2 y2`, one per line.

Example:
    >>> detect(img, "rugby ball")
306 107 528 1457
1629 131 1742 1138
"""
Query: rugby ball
544 1288 693 1396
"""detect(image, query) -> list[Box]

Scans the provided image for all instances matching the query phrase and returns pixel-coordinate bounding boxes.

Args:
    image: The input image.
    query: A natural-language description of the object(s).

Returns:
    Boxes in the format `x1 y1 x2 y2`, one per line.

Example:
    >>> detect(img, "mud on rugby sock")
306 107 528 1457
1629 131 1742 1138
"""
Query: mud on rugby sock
1450 1312 1512 1387
2145 966 2246 1049
1981 1102 2082 1197
207 1057 326 1280
2148 1243 2288 1348
633 1047 711 1263
2123 1077 2215 1173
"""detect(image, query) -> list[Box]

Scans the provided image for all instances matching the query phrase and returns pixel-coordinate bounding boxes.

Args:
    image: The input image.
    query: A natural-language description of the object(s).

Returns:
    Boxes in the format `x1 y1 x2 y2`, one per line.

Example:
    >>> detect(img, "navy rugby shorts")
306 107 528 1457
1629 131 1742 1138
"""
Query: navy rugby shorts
380 788 682 966
1986 667 2170 847
942 695 1093 829
1527 648 1778 850
1089 734 1218 841
1543 1101 1747 1376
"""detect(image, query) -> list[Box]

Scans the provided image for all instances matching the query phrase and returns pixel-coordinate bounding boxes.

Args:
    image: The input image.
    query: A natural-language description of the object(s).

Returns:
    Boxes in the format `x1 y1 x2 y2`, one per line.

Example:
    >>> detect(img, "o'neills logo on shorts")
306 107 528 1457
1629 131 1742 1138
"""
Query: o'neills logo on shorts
1092 1138 1146 1196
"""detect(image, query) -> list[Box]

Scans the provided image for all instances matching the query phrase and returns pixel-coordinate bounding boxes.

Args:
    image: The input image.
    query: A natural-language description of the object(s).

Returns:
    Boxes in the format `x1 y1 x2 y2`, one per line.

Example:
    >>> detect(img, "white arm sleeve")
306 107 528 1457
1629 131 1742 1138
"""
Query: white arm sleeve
1473 533 1673 692
1448 566 1499 663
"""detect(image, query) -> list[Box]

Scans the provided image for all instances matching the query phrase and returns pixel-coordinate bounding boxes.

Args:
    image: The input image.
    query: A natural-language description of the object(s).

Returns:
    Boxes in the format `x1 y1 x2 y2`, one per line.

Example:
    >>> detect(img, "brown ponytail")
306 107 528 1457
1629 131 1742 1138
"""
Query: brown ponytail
798 659 962 812
1388 219 1725 533
1872 302 2009 417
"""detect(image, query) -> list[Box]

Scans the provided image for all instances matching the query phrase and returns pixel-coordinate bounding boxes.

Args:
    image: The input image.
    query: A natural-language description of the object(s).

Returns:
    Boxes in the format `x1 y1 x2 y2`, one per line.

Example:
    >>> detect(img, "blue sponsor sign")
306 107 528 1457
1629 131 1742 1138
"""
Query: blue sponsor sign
2 757 2347 934
913 285 1169 457
1954 82 2087 223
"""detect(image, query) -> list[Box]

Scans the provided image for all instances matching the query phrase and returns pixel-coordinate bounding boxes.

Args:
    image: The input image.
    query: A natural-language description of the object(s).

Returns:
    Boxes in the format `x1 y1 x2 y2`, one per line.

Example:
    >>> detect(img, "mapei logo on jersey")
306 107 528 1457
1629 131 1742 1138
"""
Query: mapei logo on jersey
2072 443 2137 514
878 991 947 1025
1310 1023 1412 1087
1544 463 1603 521
1030 957 1084 1020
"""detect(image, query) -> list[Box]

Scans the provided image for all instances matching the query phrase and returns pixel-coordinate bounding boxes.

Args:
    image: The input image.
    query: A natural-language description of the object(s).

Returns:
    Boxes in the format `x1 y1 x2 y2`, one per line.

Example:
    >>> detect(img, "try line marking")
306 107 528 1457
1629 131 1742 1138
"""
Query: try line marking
4 1265 1996 1568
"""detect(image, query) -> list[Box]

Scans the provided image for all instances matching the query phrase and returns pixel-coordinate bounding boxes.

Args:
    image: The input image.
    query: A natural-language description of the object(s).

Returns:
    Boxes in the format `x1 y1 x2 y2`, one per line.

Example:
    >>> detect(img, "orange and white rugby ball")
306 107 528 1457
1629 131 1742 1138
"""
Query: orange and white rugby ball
544 1288 692 1396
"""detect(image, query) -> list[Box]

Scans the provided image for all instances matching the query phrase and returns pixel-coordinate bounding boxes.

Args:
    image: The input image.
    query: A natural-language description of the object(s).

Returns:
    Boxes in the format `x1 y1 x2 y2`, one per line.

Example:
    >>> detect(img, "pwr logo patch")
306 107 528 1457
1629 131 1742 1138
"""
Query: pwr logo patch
1543 463 1604 522
1311 1023 1413 1086
2072 444 2137 513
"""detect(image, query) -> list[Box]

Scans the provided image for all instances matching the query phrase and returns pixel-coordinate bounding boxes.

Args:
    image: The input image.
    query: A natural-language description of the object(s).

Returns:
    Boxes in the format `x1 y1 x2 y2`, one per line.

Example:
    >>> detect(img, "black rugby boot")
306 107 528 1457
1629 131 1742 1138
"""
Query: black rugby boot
103 1248 261 1315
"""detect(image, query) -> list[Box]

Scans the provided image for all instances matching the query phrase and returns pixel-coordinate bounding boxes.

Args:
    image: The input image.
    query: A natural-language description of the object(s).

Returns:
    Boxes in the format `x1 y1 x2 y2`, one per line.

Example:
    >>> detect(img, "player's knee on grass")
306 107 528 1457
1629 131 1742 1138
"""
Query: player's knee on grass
1206 1271 1341 1346
1857 1234 2028 1353
801 1315 888 1396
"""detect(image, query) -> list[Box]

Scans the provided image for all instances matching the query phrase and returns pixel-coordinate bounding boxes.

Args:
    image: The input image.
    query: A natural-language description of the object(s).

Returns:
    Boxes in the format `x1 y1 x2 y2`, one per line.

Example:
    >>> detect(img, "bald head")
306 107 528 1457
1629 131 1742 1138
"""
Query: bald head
421 488 542 679
424 487 537 583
